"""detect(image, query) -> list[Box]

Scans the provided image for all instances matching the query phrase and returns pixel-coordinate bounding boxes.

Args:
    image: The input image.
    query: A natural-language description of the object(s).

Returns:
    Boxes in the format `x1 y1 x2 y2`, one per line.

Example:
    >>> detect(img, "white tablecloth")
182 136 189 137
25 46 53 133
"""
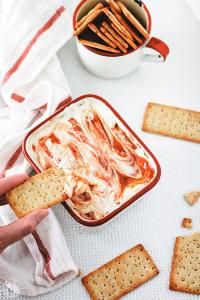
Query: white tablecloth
1 0 200 299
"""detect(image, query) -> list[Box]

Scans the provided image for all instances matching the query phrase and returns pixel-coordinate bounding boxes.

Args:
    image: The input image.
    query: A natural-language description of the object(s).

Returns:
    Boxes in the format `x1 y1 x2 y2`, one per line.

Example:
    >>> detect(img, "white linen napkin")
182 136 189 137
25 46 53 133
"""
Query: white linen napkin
0 0 73 177
0 0 79 296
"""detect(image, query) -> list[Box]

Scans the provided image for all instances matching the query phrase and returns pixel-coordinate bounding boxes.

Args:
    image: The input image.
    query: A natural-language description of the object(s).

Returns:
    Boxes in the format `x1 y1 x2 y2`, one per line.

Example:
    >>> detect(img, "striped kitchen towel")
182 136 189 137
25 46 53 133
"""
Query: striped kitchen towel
0 0 79 296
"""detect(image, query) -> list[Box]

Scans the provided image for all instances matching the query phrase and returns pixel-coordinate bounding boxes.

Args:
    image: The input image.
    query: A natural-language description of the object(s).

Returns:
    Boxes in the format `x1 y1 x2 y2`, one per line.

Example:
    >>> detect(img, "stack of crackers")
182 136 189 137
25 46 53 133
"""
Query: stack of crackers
73 0 149 54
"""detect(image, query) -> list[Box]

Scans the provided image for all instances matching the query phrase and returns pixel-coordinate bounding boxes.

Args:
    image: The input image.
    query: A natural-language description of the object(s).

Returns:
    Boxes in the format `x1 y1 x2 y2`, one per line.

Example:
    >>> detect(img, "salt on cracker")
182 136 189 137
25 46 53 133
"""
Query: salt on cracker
6 167 67 217
181 218 193 229
82 244 159 300
142 102 200 143
169 233 200 295
184 191 200 206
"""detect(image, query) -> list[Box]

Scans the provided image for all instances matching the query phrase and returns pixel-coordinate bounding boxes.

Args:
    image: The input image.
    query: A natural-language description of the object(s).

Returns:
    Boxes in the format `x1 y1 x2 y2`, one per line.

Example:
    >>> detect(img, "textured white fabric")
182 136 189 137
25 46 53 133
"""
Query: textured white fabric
0 208 78 296
0 0 79 297
1 0 200 299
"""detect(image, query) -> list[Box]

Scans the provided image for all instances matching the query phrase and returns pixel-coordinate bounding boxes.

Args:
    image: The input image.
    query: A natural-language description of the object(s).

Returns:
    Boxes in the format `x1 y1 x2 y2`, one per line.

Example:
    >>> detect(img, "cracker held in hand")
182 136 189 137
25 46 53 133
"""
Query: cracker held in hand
170 233 200 295
142 102 200 143
82 244 159 300
6 168 67 217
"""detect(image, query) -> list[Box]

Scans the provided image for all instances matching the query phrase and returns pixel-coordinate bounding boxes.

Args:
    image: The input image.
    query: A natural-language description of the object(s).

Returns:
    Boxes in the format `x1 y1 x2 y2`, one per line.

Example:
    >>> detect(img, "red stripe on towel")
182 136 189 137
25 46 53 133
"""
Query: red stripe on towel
11 93 25 103
0 146 22 179
32 231 56 281
11 93 72 109
0 95 71 178
3 6 65 84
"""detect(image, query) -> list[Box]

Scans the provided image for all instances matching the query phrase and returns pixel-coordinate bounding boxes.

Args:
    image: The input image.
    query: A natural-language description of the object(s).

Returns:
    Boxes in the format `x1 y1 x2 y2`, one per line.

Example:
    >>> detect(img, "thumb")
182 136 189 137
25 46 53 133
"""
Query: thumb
0 173 29 196
0 209 49 253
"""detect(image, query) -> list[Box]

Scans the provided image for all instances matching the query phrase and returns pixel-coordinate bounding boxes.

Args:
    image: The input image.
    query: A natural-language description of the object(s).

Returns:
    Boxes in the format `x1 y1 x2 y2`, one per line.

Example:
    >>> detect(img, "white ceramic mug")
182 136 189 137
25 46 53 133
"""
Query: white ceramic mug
73 0 169 79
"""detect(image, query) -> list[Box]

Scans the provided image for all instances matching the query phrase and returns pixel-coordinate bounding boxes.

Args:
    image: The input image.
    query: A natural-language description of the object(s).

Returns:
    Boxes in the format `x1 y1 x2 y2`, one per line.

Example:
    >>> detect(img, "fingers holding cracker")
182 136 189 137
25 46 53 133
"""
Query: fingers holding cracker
5 168 68 218
117 1 149 39
79 39 120 53
88 23 117 48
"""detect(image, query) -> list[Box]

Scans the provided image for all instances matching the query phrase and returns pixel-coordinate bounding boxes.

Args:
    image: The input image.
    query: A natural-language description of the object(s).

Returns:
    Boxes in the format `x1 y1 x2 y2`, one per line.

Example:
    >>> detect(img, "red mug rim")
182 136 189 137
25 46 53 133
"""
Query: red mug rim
73 0 152 57
23 94 161 227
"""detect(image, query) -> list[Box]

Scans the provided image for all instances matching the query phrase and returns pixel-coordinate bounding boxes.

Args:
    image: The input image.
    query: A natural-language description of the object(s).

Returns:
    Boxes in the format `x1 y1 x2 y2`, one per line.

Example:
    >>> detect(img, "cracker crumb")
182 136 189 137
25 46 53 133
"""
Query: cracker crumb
184 191 200 206
181 218 193 229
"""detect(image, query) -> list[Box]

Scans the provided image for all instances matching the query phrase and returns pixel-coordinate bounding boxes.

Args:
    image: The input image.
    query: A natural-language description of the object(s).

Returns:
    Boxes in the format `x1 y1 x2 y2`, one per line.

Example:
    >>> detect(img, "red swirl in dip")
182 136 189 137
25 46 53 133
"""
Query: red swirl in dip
27 98 156 221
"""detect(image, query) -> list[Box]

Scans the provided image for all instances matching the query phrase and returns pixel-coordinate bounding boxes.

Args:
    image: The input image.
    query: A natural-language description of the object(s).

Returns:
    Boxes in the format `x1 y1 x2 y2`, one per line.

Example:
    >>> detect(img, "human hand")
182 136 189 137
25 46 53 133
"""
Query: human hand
0 174 48 253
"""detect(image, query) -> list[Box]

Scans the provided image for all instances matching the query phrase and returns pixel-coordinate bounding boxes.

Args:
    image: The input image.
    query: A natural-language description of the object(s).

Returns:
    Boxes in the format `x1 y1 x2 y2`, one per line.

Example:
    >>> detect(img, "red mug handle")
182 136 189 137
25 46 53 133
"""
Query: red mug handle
142 37 170 62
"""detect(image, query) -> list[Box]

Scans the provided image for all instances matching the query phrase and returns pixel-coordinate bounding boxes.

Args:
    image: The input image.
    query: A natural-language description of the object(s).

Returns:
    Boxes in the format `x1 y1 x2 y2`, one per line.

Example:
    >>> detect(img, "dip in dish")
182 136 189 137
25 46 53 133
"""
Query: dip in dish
24 95 160 226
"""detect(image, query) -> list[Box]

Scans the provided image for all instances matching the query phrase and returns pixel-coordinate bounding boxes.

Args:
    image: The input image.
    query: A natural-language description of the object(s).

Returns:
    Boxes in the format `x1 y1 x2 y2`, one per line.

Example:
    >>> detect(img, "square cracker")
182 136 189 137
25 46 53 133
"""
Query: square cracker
82 244 159 300
170 233 200 295
142 102 200 143
6 167 67 217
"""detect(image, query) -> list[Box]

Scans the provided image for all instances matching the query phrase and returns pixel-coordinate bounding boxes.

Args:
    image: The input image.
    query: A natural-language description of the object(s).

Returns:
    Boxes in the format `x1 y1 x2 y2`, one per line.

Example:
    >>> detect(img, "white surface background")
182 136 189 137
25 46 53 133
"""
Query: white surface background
1 0 200 299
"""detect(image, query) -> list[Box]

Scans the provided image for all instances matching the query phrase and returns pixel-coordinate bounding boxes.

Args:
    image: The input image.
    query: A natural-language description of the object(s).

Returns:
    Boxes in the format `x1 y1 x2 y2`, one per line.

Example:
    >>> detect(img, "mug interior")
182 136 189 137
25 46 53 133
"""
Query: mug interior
73 0 151 57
